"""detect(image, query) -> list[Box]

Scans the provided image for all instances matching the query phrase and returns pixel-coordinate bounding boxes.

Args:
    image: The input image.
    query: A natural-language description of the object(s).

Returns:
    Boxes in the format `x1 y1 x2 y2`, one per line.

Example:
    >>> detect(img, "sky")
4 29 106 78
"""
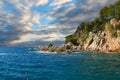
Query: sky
0 0 117 47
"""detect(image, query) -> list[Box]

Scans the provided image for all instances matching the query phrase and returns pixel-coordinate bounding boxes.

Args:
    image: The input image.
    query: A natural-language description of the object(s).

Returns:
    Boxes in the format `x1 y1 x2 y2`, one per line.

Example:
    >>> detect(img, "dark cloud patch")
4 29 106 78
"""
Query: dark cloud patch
0 10 30 46
51 0 117 25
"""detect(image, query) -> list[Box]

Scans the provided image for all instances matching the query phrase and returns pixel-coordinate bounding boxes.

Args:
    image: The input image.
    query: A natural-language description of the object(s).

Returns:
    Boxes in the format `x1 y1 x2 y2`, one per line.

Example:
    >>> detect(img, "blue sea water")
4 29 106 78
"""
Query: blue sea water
0 47 120 80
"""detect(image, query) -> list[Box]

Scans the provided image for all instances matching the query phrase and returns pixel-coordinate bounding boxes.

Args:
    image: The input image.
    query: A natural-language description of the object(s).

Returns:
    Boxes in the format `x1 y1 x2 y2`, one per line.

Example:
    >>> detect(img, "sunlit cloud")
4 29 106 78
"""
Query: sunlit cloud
50 0 72 6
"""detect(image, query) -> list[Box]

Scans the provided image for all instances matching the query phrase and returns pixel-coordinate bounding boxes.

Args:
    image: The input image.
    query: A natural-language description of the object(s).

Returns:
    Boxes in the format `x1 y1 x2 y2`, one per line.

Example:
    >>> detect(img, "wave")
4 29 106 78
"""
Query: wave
0 53 16 56
0 53 9 55
29 50 57 54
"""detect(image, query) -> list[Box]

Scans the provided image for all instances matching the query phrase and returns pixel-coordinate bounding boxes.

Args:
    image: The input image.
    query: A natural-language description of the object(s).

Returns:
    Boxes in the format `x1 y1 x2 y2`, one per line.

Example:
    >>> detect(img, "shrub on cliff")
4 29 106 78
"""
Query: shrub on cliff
100 1 120 20
79 22 92 32
78 17 104 33
111 30 117 37
48 43 54 47
100 6 110 20
108 22 117 37
116 23 120 30
80 32 89 42
117 32 120 37
114 0 120 19
65 35 78 45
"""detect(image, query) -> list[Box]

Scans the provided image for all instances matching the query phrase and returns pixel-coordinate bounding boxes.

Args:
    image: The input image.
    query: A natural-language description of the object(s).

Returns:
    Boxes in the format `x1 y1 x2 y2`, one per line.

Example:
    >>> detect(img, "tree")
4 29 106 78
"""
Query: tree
107 4 114 19
114 0 120 19
100 4 115 20
92 17 101 25
85 22 92 32
79 22 86 30
100 6 109 20
65 35 78 45
48 43 53 47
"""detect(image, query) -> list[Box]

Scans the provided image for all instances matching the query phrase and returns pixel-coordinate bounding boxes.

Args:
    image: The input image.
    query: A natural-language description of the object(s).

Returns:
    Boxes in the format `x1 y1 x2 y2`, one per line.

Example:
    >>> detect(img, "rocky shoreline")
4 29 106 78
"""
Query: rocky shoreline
36 18 120 54
34 0 120 54
37 42 81 53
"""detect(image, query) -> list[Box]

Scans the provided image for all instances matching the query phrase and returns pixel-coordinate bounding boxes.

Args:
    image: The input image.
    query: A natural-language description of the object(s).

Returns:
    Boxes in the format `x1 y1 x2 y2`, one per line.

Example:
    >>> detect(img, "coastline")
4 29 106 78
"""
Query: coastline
36 18 120 54
36 0 120 54
36 41 120 54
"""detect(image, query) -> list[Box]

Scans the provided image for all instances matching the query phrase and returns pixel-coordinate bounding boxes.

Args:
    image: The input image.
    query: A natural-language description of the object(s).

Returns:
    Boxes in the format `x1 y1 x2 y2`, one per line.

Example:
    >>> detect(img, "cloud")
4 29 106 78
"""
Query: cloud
50 0 72 6
0 0 48 46
48 0 117 35
0 0 118 46
36 0 48 6
11 31 65 45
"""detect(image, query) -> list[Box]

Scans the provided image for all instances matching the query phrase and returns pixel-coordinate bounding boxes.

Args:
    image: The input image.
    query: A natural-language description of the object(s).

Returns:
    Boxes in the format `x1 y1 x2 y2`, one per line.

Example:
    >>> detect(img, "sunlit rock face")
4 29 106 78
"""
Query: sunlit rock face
38 18 120 53
80 18 120 52
101 19 120 52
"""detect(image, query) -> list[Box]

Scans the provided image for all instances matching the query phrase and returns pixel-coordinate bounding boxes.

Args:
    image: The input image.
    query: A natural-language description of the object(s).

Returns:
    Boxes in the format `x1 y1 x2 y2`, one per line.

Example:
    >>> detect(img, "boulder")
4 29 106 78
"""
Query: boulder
64 50 72 53
77 45 82 50
72 46 77 50
110 18 118 27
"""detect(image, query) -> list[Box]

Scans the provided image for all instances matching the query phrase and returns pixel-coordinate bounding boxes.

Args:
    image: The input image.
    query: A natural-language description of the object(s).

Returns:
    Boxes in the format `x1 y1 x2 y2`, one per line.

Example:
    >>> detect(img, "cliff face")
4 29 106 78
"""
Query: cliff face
38 18 120 53
38 0 120 53
77 18 120 52
36 0 120 53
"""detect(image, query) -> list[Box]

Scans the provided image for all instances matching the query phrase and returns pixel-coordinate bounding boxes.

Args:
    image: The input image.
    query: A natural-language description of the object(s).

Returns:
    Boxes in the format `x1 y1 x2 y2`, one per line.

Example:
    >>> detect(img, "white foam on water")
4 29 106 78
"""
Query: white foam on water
29 50 57 54
0 53 18 56
0 53 11 55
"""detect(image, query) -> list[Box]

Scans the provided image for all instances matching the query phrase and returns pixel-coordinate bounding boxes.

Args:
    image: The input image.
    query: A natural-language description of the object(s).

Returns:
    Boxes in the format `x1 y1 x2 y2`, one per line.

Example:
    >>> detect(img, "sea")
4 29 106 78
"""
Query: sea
0 47 120 80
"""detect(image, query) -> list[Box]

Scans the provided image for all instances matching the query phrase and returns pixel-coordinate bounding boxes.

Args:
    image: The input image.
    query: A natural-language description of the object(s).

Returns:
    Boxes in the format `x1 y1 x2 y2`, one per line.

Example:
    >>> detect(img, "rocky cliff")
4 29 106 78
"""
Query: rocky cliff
38 18 120 53
75 18 120 53
38 0 120 53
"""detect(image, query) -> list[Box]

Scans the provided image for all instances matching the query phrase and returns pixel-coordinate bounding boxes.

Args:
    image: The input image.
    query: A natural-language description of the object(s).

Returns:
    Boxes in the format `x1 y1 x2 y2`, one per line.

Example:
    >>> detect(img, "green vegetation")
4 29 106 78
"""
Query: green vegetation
65 35 78 45
65 0 120 44
100 5 114 20
107 22 117 38
48 43 54 47
116 23 120 30
117 32 120 37
92 17 106 33
100 0 120 20
114 0 120 19
80 32 89 42
111 30 117 37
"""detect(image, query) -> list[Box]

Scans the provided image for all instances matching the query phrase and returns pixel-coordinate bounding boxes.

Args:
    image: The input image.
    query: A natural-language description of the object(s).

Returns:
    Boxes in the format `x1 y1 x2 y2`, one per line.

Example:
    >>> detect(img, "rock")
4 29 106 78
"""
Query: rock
72 46 78 50
77 45 82 50
88 35 100 50
99 38 105 47
82 31 106 51
110 18 118 27
55 46 65 53
48 46 55 52
117 37 120 43
40 46 48 51
83 32 94 50
64 50 72 53
37 18 120 53
65 42 73 47
101 32 106 37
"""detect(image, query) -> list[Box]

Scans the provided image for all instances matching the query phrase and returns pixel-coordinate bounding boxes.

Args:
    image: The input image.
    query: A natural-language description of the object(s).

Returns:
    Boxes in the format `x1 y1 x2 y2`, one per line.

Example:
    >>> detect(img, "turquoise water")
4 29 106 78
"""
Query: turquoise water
0 47 120 80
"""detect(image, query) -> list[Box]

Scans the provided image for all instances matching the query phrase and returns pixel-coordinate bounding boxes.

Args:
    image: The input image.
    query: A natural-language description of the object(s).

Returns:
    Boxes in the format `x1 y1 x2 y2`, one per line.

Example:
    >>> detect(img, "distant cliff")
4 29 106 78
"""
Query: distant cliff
38 0 120 53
